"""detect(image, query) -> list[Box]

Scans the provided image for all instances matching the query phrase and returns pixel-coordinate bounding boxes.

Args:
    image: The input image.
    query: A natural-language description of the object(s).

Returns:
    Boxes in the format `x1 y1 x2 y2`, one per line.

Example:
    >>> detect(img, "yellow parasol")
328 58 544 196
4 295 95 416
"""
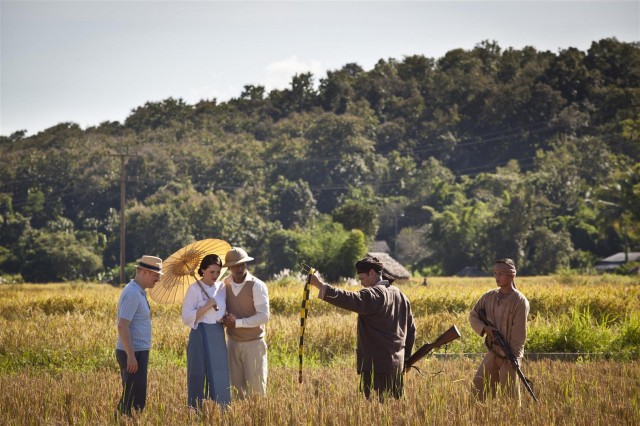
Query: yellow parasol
149 238 231 304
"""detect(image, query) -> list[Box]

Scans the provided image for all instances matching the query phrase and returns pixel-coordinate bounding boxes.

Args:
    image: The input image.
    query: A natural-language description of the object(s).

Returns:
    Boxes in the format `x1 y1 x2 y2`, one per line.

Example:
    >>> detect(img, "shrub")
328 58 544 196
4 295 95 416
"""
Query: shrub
19 230 103 282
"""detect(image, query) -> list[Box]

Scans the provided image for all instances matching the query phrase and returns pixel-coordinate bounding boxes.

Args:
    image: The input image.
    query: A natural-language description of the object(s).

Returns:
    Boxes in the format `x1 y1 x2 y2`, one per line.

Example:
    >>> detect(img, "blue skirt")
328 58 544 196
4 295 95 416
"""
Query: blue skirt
187 322 231 407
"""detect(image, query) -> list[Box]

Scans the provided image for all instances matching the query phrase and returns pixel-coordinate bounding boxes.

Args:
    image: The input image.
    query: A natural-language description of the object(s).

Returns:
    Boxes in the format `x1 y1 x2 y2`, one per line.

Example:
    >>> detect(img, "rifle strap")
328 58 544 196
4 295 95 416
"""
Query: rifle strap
405 365 443 377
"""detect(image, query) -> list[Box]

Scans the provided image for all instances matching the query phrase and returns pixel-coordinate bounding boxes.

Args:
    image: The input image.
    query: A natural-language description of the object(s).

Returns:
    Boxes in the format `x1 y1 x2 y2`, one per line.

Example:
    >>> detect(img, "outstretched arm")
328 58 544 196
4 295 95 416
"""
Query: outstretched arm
310 272 383 315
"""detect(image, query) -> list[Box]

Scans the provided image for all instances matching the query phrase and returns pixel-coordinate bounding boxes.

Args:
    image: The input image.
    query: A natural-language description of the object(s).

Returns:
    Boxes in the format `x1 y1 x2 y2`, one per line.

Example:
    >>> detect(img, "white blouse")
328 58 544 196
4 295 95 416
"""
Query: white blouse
181 280 227 329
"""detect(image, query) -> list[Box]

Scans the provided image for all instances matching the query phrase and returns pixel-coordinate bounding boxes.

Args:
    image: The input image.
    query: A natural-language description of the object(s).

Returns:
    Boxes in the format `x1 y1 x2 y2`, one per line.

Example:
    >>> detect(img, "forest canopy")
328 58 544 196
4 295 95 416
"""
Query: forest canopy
1 38 639 282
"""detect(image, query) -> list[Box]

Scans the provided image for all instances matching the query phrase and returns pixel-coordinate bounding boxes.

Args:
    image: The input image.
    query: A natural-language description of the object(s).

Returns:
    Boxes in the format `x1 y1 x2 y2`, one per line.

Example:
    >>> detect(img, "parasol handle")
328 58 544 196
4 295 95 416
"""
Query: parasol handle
193 275 219 311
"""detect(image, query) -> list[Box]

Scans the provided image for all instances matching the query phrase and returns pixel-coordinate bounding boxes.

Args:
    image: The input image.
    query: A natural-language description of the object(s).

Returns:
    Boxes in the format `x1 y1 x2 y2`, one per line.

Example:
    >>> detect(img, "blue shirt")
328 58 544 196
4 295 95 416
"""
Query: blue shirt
116 280 152 351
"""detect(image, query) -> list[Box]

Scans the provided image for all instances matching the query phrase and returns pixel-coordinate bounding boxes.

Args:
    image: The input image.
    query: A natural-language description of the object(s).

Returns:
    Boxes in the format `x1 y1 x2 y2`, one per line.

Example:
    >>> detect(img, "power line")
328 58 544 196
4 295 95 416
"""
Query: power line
0 126 627 205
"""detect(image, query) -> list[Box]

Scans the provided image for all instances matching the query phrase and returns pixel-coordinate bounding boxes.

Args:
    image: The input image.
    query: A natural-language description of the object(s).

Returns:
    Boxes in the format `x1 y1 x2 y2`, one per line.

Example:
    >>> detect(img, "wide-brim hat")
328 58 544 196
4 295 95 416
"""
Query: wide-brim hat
136 255 164 275
223 247 254 267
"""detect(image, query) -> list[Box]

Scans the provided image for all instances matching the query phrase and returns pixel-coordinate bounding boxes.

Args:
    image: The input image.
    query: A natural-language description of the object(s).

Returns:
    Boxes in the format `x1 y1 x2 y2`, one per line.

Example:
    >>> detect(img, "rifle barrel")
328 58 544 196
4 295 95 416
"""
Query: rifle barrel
515 366 538 402
406 325 461 368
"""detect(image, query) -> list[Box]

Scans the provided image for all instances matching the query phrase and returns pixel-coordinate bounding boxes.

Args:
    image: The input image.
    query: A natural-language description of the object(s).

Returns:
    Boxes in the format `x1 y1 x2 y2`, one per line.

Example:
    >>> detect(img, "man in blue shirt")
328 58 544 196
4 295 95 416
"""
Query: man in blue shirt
115 255 163 416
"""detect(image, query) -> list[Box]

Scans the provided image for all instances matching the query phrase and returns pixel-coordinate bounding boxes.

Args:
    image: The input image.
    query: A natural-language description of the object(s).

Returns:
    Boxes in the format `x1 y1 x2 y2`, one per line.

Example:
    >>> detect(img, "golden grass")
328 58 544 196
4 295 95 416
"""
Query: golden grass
0 276 639 424
1 360 638 425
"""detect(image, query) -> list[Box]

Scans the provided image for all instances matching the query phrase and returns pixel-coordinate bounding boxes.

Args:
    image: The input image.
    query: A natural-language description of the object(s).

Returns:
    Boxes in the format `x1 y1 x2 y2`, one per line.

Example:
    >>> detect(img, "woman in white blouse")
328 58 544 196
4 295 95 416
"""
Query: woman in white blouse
181 254 231 408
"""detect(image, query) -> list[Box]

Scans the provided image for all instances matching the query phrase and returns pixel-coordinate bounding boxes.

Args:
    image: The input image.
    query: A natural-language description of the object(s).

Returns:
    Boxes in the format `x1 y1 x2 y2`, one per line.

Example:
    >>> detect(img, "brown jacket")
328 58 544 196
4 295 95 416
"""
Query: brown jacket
321 281 416 373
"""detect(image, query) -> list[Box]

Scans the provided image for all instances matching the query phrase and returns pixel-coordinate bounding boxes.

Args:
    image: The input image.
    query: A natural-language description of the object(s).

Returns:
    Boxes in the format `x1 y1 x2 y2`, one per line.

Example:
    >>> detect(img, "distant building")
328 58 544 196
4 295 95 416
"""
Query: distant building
368 251 412 280
455 266 491 277
368 240 391 253
595 252 640 272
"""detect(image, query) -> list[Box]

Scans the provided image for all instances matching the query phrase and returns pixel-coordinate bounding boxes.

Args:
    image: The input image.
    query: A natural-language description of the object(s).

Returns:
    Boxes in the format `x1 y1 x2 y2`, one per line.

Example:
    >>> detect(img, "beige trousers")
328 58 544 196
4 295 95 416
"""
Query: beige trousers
227 338 268 399
473 351 521 403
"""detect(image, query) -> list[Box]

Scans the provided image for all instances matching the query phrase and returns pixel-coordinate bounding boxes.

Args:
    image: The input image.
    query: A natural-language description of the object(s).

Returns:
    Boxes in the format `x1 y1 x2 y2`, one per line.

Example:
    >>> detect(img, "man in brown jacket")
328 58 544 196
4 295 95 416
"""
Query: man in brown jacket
469 258 530 403
310 256 416 401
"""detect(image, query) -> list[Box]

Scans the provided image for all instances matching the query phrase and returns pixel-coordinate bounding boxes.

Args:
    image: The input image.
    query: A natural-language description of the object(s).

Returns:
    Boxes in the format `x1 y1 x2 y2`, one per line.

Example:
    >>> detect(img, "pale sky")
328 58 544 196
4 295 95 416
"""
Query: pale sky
1 0 638 137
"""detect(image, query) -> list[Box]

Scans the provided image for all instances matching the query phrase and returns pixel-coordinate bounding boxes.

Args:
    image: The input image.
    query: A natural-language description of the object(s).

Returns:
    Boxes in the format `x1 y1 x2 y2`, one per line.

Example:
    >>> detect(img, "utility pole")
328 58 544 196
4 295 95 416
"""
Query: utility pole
119 154 126 284
394 211 404 256
111 145 137 284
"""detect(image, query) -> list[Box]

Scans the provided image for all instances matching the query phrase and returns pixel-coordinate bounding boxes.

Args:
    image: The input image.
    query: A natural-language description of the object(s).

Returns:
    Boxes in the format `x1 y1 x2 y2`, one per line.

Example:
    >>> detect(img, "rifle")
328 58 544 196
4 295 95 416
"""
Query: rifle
405 325 461 370
478 308 538 402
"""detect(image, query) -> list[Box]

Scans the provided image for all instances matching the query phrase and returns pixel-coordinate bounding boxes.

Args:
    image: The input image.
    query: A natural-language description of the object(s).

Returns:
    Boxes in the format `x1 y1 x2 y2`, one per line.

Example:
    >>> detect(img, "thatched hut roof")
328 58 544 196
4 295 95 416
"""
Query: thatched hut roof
368 251 411 280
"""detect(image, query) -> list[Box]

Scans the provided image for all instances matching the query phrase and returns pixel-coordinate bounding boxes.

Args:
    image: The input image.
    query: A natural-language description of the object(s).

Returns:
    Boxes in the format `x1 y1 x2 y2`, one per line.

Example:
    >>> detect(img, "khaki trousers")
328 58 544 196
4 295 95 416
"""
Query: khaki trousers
473 351 521 403
227 337 268 399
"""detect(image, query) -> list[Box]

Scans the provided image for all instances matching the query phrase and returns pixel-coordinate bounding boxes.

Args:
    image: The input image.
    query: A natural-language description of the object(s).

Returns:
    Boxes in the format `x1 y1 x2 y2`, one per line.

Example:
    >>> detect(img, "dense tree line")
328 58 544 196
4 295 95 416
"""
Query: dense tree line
1 38 639 282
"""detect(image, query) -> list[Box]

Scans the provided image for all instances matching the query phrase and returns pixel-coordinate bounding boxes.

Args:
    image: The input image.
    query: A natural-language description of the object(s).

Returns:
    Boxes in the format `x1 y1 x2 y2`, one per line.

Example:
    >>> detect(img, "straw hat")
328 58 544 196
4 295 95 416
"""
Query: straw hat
136 255 164 275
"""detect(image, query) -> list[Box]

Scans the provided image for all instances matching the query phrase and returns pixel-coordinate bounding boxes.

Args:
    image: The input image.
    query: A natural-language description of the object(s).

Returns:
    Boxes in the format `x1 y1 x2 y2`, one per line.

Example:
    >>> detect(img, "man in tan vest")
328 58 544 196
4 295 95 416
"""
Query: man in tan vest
221 247 270 399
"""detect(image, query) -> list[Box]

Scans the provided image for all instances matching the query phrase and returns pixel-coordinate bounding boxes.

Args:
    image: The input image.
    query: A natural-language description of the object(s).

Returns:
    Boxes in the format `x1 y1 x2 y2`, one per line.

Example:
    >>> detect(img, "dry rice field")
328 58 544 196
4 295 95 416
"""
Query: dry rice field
1 275 639 425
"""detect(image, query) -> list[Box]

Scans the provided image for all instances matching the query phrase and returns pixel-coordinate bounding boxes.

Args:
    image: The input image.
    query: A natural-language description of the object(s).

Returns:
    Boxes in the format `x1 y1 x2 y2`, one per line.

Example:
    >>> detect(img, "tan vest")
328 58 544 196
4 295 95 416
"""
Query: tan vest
225 281 265 342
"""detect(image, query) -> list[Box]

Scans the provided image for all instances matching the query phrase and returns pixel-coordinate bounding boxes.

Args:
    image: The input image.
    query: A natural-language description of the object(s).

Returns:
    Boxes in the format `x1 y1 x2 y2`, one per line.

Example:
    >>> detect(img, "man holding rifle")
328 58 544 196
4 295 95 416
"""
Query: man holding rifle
469 258 531 403
310 256 415 401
